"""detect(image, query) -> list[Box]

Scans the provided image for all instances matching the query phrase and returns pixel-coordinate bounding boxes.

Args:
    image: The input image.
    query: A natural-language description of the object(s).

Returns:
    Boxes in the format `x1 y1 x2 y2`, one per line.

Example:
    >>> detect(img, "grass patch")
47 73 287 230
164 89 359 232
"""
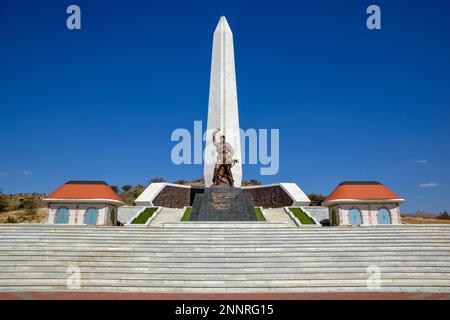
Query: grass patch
181 207 192 221
255 208 266 221
289 208 316 224
131 207 158 224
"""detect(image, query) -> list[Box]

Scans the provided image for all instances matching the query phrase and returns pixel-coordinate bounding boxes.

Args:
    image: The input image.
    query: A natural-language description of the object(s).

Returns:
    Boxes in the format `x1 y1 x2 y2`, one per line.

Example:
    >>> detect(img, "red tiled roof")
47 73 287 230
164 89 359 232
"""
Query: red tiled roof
324 181 402 204
47 181 123 203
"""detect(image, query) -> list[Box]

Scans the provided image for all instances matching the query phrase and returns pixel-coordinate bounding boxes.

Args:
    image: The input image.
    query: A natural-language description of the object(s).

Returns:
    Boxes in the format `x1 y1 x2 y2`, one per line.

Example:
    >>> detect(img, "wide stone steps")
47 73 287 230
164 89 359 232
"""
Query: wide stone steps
2 231 449 237
2 233 450 240
1 265 449 272
1 224 450 292
149 208 184 226
1 224 448 230
2 257 450 265
262 208 297 227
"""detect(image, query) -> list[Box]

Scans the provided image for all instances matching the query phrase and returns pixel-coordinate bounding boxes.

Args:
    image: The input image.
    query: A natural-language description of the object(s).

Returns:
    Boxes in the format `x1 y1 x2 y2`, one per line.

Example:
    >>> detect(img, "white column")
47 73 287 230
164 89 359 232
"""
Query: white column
339 207 348 225
391 206 401 224
98 207 106 225
47 207 55 224
77 209 84 225
69 208 76 224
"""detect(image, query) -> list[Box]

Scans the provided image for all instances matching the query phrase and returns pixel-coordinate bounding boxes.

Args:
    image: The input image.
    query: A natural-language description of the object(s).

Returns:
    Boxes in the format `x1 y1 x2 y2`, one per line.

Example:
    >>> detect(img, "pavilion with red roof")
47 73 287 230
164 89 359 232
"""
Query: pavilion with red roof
43 181 124 225
323 181 405 226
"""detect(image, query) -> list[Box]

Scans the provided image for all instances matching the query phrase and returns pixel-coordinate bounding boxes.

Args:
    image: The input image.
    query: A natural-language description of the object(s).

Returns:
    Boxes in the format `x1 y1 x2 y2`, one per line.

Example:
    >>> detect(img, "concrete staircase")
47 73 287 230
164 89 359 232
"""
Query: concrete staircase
149 207 184 226
0 224 450 293
262 208 297 227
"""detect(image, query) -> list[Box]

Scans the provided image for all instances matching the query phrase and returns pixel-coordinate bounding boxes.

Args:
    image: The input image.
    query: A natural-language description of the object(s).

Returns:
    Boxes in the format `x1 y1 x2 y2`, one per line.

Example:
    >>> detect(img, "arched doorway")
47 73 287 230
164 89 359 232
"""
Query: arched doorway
85 208 98 225
348 208 362 225
110 208 116 226
378 208 391 224
55 208 68 224
331 209 339 226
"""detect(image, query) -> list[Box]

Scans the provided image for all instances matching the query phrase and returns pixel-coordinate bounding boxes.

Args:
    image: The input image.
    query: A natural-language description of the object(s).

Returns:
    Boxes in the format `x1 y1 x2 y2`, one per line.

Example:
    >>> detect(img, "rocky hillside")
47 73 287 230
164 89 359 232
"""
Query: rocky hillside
0 193 47 223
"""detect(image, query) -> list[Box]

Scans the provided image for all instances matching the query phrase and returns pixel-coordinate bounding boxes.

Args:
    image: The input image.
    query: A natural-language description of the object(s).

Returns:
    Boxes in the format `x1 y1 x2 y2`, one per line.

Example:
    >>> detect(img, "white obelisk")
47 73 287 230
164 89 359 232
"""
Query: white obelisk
204 16 242 187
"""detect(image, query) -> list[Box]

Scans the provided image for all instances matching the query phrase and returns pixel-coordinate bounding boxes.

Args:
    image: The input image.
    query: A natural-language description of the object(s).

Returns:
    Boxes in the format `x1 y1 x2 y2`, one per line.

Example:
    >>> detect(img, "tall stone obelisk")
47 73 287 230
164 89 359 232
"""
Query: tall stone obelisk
204 16 242 187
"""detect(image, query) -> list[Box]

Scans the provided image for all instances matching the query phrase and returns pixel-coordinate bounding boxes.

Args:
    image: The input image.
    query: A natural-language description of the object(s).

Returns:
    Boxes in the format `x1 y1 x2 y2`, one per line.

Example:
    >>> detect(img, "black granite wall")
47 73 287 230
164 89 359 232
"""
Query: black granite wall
151 184 292 208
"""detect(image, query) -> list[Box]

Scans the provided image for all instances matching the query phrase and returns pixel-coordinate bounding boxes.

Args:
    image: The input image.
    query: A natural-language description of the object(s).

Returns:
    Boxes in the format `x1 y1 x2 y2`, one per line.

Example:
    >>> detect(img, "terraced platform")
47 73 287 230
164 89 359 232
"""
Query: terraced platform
0 224 449 293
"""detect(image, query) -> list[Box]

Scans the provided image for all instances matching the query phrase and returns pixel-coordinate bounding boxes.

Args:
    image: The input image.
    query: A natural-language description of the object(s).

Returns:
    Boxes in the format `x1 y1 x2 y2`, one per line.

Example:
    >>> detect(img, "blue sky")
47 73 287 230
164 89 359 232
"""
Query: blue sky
1 0 449 214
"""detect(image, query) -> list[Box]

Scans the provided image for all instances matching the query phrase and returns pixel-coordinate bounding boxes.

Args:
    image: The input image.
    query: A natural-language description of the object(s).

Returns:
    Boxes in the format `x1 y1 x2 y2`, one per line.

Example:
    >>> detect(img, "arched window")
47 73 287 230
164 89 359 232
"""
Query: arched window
348 208 362 226
85 208 98 225
378 208 391 224
55 207 68 224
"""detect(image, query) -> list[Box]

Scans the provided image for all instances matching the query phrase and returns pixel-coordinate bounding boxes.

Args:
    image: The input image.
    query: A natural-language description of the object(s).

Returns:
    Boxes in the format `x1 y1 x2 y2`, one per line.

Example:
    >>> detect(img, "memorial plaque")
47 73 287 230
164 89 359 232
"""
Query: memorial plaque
212 192 236 210
190 187 257 221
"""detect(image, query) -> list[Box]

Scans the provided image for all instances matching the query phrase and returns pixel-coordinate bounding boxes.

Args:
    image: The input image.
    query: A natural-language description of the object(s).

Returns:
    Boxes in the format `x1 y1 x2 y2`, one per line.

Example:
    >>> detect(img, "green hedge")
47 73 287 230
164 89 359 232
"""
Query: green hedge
131 207 158 224
255 208 266 221
181 207 192 221
289 208 316 224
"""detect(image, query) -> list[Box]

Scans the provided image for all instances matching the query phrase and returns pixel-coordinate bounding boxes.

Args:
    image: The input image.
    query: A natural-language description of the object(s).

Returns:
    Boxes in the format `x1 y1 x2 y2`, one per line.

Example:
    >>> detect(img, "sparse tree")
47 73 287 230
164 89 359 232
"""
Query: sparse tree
438 210 449 220
121 193 136 206
0 196 8 213
5 216 17 223
307 193 327 206
241 179 262 186
0 187 6 212
131 184 146 199
173 176 205 186
111 185 119 193
121 185 133 192
150 177 166 184
21 198 38 216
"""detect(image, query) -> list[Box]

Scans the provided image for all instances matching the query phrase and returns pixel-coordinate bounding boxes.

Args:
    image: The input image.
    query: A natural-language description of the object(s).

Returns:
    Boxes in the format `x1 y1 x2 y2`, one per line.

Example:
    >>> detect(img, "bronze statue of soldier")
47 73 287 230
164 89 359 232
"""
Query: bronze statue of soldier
212 128 238 187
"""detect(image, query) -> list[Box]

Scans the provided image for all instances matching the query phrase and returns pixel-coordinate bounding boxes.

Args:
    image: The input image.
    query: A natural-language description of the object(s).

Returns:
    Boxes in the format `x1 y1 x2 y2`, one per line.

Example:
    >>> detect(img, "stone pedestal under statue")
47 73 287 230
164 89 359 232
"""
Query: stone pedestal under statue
189 187 257 221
